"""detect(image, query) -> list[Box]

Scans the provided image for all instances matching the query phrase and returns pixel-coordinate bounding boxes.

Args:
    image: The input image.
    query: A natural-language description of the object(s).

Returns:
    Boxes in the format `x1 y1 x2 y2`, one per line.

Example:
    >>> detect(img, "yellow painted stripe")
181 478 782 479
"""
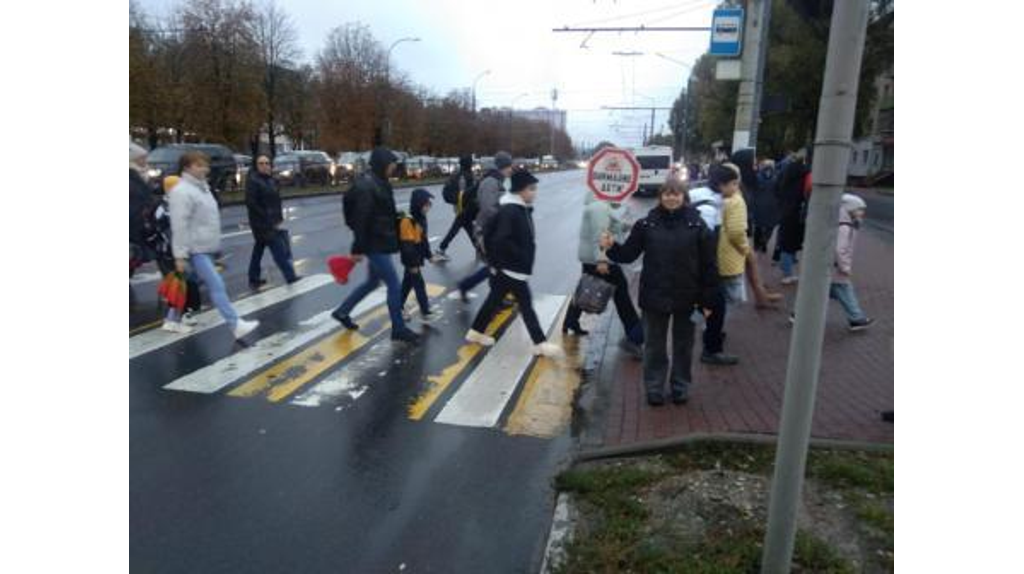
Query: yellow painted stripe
503 302 583 438
407 307 515 420
230 283 446 402
129 320 163 336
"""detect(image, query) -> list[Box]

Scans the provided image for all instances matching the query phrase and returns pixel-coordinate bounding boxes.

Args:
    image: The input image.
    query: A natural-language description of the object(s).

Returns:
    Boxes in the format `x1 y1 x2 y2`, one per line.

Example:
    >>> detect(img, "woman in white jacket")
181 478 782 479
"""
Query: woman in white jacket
164 151 259 339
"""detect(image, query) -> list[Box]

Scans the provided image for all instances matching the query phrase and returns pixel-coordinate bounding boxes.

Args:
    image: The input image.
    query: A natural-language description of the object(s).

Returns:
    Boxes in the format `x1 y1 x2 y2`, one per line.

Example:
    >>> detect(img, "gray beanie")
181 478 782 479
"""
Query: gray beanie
494 151 513 170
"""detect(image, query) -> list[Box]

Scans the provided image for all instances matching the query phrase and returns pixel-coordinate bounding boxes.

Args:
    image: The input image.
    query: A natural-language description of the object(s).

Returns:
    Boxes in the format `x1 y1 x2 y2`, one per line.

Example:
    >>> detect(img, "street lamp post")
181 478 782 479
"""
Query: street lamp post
509 92 529 155
472 69 491 114
379 36 420 146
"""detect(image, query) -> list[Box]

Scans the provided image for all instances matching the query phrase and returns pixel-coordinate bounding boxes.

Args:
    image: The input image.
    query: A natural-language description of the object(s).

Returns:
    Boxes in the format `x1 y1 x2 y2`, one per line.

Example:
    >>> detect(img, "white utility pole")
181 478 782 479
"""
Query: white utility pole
731 0 771 153
759 1 871 572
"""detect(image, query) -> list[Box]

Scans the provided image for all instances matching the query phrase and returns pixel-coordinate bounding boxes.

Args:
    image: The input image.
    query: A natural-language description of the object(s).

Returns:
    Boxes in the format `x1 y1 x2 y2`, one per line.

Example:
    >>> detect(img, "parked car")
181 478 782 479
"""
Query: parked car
293 150 336 186
272 153 302 186
233 154 252 190
146 143 237 193
335 151 363 181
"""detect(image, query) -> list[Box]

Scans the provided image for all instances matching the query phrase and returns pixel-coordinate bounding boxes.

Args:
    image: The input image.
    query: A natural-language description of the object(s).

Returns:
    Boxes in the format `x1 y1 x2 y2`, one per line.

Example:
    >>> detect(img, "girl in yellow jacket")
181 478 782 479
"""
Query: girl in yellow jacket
717 167 751 304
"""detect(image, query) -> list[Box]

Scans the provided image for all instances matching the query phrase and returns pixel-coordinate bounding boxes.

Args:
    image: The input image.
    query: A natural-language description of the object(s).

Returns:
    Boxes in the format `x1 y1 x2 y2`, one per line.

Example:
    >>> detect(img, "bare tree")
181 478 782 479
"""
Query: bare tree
251 0 299 156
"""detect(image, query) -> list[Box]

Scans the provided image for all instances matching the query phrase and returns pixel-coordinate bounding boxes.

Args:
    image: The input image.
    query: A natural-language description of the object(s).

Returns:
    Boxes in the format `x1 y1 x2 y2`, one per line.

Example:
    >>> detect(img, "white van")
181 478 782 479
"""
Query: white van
631 145 676 197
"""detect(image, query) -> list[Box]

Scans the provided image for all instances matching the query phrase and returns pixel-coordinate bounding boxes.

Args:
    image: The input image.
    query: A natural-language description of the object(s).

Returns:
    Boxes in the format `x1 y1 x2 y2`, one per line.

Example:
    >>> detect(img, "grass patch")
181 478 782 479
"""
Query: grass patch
663 441 777 474
554 443 892 573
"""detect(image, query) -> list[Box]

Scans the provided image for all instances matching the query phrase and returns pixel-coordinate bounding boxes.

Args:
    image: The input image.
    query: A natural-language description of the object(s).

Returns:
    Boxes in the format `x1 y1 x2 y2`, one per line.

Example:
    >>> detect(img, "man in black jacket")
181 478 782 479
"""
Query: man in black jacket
246 155 299 290
601 179 719 406
335 147 418 343
465 169 562 358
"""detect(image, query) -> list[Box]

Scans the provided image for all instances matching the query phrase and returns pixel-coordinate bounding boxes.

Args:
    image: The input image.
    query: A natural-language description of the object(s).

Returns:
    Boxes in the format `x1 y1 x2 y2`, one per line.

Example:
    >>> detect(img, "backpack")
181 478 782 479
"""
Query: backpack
442 172 461 205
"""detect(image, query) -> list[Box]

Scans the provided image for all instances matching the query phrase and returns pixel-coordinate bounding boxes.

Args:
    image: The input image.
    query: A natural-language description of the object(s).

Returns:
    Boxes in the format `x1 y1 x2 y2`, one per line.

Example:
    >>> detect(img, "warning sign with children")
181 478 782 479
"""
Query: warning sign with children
586 147 641 202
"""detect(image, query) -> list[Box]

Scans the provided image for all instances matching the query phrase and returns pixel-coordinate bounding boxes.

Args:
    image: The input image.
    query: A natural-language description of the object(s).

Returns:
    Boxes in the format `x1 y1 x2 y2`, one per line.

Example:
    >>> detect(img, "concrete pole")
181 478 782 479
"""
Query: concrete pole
759 2 870 572
731 0 771 153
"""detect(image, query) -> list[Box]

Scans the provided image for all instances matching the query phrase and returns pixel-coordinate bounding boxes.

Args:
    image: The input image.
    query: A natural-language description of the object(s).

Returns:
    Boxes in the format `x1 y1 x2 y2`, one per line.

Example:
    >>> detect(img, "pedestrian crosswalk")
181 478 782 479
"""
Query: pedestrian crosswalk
136 278 582 438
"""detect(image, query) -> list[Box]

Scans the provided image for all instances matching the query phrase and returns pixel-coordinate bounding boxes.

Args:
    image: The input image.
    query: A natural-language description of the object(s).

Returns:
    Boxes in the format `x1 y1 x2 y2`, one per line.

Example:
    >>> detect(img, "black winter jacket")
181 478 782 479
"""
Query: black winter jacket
129 169 156 245
483 197 536 276
345 172 399 254
606 205 719 313
245 170 284 242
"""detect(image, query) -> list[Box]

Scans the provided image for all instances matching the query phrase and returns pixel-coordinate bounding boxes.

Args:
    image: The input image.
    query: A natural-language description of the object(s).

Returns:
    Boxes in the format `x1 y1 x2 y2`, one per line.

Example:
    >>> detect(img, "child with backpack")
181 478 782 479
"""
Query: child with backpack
830 193 873 331
398 188 439 321
787 193 874 332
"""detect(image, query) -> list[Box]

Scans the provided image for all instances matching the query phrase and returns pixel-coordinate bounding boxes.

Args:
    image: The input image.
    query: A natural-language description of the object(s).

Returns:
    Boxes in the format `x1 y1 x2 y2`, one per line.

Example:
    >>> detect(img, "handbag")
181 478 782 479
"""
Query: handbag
572 272 615 314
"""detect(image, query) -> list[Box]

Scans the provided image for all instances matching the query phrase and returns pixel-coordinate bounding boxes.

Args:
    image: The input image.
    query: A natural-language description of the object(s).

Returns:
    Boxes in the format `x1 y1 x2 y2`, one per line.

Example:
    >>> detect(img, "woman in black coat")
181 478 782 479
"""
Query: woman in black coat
600 179 719 406
775 152 811 283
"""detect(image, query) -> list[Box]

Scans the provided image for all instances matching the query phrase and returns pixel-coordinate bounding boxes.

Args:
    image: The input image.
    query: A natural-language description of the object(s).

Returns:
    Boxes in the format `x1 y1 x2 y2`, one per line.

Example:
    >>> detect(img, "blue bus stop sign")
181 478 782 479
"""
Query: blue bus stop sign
709 7 744 56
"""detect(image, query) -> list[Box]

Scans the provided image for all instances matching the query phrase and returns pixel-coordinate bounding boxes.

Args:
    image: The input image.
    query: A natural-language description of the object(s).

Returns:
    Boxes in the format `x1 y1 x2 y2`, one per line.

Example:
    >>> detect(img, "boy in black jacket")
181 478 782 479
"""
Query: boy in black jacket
465 170 562 357
398 188 438 321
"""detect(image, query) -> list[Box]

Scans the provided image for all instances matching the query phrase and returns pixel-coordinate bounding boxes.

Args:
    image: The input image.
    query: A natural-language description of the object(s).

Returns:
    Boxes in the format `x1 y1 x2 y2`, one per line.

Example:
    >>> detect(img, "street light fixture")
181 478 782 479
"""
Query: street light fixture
472 69 491 113
380 37 421 145
509 92 529 154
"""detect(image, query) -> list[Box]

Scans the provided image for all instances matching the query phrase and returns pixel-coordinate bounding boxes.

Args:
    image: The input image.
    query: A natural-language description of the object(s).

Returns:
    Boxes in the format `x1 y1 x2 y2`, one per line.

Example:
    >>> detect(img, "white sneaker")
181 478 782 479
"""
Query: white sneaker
465 329 495 346
181 312 199 326
233 318 260 340
432 252 450 263
162 320 193 334
420 308 442 322
532 341 564 358
402 310 413 321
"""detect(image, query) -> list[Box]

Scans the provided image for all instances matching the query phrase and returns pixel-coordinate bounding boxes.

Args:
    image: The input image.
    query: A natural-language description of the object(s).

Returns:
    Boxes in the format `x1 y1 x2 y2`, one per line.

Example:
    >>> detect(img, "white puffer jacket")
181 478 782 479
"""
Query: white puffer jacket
169 173 221 259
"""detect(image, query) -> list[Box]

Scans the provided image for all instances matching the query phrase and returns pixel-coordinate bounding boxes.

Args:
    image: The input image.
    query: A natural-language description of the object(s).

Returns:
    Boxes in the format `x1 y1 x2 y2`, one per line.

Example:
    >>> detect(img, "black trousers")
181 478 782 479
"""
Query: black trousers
642 310 696 397
702 286 727 355
564 263 641 339
439 210 473 252
400 268 430 313
471 271 546 344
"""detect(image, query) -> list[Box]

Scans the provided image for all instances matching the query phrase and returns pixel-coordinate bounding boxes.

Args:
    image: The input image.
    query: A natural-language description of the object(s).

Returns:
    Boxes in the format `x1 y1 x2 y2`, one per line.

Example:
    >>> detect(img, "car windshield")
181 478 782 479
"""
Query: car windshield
637 156 671 169
148 147 184 163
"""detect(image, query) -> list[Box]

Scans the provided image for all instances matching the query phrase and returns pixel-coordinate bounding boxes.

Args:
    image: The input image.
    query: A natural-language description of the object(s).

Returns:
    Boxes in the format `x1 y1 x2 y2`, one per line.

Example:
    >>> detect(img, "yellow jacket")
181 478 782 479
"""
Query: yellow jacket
717 194 750 277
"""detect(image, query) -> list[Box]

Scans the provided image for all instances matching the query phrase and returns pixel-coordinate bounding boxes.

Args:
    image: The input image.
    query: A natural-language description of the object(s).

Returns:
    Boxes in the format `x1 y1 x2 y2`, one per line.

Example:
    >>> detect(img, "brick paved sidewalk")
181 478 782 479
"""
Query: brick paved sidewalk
585 228 893 448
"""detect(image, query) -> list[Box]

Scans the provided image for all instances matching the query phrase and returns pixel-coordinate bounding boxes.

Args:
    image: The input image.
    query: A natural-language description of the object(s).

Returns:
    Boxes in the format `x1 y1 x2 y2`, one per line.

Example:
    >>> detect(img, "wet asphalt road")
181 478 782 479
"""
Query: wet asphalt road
130 170 594 573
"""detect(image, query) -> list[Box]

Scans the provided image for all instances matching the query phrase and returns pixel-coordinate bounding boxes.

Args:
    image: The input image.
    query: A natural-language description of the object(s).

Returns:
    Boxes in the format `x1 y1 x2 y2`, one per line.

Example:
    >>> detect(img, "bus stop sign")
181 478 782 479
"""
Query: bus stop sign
709 7 744 56
586 147 641 202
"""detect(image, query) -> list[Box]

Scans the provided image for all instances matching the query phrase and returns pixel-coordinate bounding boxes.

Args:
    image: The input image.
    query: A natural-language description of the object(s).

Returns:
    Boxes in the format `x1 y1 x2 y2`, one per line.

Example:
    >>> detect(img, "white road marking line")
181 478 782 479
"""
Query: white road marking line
289 338 393 408
130 271 163 285
433 294 565 428
163 288 387 394
221 229 251 239
129 273 335 360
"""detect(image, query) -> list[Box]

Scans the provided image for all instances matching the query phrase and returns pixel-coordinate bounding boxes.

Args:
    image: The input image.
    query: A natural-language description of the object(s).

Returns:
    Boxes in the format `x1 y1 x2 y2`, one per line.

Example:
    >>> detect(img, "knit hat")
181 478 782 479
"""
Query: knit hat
509 169 538 193
459 154 474 170
707 163 739 192
494 151 513 170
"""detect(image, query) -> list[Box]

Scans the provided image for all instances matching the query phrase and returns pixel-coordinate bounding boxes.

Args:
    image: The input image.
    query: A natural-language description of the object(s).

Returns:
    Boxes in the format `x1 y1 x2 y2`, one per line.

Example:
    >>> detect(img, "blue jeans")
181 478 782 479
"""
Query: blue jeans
458 266 491 293
335 253 407 332
248 230 298 285
190 253 239 328
780 251 797 278
829 282 866 322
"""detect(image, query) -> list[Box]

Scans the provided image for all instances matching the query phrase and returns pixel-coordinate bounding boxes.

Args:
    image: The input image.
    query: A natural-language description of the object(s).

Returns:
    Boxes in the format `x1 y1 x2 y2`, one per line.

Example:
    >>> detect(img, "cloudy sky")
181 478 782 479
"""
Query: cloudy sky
137 0 718 148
